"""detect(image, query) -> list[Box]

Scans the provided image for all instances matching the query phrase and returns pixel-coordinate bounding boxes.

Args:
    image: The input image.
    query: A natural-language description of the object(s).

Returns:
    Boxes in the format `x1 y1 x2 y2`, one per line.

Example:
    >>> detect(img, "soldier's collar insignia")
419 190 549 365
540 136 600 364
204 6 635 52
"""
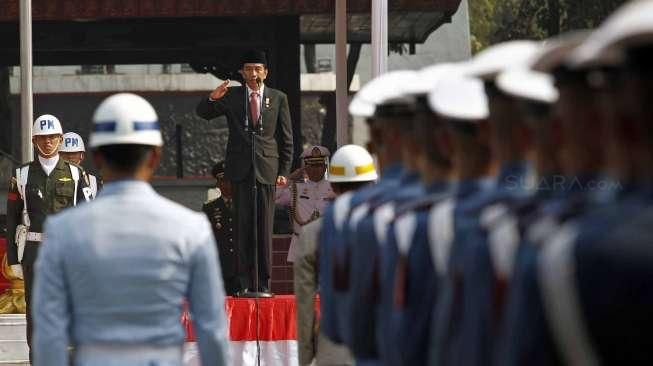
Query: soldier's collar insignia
58 177 72 182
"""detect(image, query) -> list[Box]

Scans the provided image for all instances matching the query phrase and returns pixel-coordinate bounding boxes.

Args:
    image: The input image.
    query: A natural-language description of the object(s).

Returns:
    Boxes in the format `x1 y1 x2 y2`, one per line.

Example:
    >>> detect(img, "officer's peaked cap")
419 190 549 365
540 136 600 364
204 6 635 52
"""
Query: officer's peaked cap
570 1 653 68
428 75 489 122
532 31 590 72
466 40 541 80
401 63 461 96
497 68 559 104
301 145 330 165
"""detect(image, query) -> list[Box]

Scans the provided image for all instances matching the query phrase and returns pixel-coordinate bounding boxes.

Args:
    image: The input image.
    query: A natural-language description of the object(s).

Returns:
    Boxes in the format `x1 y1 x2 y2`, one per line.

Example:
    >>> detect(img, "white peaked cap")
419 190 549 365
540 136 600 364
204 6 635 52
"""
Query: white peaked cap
356 70 419 106
497 68 559 104
400 63 461 96
466 40 541 80
531 31 590 72
570 0 653 67
349 95 376 117
428 75 489 121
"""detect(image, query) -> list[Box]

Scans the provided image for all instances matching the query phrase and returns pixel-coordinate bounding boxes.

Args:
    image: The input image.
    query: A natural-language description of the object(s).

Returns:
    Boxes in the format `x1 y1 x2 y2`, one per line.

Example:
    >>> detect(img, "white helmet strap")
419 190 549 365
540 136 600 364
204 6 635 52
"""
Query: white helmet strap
34 136 61 157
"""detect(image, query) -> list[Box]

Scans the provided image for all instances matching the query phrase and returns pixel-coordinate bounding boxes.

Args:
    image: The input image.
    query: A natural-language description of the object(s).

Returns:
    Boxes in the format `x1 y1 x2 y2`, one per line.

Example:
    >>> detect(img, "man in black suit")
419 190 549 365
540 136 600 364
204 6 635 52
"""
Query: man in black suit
196 50 293 294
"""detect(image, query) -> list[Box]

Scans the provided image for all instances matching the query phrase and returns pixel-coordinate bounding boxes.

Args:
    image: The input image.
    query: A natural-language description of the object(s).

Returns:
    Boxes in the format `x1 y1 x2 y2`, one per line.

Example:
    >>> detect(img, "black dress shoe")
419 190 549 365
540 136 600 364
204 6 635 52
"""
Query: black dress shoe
258 285 271 294
234 288 250 297
237 287 274 298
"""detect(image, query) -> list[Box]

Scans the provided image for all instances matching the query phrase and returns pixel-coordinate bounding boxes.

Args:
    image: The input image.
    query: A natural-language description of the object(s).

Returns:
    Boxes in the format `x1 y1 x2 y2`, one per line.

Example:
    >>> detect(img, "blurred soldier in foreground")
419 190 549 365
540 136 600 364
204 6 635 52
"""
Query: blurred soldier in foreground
60 131 102 199
202 161 239 295
456 41 541 366
32 93 229 366
276 145 335 262
5 114 89 361
345 71 426 366
375 63 458 366
427 71 495 366
317 89 377 351
537 3 653 364
294 144 376 366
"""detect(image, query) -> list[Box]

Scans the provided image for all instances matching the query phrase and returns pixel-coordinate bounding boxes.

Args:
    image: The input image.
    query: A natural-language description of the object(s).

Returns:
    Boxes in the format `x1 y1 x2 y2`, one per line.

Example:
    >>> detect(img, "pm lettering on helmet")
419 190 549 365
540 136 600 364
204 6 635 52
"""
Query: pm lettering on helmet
40 120 55 130
65 137 79 147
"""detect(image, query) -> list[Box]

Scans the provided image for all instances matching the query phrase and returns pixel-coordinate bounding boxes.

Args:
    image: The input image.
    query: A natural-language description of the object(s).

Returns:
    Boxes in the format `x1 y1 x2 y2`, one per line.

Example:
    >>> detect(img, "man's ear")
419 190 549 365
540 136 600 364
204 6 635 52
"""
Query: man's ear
147 147 163 171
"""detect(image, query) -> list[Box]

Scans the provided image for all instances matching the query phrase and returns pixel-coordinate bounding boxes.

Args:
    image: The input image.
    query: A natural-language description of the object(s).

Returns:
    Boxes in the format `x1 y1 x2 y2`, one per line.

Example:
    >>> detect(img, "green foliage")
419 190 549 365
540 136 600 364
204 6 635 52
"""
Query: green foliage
469 0 628 53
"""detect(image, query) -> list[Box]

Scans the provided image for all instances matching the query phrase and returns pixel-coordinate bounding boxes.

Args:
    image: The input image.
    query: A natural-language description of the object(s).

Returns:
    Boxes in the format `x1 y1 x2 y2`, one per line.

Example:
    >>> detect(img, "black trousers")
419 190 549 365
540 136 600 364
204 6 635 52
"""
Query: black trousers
22 263 34 362
233 170 275 290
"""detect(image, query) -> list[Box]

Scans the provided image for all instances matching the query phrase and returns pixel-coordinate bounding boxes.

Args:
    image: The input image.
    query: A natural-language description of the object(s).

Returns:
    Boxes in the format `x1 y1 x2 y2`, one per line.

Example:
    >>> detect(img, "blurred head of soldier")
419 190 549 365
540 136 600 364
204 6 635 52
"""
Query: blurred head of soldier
467 41 540 168
553 65 605 176
353 71 418 174
301 146 330 182
211 161 232 199
408 64 458 184
497 58 561 177
239 50 268 91
429 73 492 180
32 114 63 158
328 144 378 195
59 132 86 165
89 93 163 182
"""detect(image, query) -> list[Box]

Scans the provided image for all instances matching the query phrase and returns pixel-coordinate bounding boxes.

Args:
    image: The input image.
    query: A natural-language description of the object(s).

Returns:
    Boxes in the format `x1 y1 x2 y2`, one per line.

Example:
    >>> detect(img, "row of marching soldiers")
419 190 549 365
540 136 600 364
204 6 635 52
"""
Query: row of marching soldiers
299 2 653 365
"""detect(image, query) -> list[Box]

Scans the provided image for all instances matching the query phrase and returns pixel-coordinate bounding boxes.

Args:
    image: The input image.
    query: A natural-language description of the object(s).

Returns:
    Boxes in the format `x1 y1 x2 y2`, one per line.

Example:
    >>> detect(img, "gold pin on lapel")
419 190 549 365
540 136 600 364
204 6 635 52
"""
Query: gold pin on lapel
265 97 270 108
58 177 72 182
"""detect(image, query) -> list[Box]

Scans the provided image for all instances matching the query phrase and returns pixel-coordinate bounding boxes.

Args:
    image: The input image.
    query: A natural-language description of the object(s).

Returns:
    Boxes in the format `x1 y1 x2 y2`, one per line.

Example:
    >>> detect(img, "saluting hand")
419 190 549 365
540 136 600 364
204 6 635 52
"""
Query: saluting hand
209 79 230 100
287 167 306 183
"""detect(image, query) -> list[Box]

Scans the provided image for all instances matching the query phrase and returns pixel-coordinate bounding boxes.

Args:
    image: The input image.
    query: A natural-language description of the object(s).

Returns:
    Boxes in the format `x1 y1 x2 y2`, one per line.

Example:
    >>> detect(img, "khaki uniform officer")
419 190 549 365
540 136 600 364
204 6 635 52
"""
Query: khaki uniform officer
276 146 335 262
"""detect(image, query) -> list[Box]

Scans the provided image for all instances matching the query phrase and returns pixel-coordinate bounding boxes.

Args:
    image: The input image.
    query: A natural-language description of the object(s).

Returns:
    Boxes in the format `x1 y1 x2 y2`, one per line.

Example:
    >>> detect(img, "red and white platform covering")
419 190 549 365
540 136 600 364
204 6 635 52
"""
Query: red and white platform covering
183 295 317 366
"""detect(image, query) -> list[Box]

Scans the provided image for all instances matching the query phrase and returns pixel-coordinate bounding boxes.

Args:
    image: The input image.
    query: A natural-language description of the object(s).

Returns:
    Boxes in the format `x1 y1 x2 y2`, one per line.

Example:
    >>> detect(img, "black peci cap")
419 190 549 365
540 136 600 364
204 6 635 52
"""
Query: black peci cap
240 50 268 67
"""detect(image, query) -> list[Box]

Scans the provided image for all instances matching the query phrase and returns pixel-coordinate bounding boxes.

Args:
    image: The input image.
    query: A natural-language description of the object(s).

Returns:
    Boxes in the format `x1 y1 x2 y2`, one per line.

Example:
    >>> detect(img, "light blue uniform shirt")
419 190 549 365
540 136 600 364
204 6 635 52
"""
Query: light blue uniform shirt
33 180 229 366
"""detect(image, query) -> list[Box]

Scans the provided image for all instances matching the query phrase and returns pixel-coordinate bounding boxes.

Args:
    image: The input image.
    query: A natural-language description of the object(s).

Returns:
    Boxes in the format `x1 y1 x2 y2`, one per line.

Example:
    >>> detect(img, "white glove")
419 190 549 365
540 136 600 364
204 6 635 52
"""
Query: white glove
10 264 23 280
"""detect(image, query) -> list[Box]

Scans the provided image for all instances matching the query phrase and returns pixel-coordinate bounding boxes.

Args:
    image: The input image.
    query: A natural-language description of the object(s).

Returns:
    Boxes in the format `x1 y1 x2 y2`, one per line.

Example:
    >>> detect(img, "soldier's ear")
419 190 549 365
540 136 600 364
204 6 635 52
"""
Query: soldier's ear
146 147 163 171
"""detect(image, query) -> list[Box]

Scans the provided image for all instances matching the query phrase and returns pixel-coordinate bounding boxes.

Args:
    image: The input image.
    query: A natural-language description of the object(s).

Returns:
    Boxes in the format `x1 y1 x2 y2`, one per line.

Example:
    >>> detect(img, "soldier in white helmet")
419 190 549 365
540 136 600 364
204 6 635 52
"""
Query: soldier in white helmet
276 145 335 262
32 93 229 366
60 131 103 199
294 144 377 366
4 114 90 362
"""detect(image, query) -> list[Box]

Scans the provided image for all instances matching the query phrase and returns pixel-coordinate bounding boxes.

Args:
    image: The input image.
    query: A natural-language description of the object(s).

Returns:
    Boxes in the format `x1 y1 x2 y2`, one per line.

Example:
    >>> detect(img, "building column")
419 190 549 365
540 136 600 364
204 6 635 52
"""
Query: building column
273 15 302 170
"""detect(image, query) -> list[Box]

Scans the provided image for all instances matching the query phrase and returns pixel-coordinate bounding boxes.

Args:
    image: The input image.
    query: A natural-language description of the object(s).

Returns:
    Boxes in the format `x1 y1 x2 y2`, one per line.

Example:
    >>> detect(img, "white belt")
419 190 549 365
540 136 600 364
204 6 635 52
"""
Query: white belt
26 232 43 242
76 344 182 363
